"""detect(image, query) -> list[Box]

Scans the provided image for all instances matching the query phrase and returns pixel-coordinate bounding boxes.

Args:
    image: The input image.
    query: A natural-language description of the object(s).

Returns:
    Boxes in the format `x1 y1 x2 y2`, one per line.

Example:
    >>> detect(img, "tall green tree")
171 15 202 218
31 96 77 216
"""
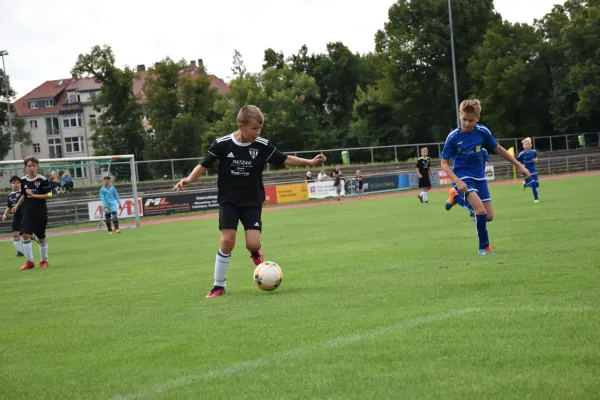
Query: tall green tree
373 0 499 143
468 21 552 138
0 69 31 161
213 65 320 152
144 57 219 176
262 49 285 70
72 45 146 165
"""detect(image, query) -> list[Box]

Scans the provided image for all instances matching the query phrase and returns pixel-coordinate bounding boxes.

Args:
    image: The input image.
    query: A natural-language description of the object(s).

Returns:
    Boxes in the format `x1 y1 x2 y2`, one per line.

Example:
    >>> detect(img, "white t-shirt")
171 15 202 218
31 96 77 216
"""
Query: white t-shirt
317 173 328 181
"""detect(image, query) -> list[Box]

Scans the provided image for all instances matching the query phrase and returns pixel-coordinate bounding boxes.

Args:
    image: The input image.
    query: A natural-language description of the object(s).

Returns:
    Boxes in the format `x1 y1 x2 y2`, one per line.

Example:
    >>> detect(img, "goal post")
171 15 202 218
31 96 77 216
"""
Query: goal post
0 155 141 233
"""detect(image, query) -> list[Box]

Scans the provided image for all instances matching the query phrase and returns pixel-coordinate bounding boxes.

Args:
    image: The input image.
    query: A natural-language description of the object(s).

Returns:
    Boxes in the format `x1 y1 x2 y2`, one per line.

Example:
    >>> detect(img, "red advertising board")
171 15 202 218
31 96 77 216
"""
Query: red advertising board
264 186 278 205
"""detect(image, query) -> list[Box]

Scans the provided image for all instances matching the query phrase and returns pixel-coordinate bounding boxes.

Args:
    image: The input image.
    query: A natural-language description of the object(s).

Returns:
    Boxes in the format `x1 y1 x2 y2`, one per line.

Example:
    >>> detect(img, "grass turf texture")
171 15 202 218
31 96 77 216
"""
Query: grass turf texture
1 175 599 399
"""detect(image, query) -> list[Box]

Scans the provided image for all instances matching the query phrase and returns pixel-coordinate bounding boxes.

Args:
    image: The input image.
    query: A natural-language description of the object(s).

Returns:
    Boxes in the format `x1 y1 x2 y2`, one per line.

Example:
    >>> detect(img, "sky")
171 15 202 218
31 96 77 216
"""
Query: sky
1 0 560 99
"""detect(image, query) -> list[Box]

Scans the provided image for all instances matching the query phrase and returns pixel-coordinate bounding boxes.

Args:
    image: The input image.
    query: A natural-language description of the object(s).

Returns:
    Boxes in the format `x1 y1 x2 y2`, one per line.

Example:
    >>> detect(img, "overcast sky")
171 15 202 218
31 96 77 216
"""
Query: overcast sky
2 0 559 99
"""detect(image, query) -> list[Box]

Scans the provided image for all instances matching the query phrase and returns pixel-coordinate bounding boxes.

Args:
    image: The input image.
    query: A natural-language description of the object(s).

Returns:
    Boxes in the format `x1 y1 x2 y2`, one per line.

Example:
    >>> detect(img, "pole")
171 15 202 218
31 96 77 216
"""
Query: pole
130 157 141 229
447 0 460 125
1 51 16 161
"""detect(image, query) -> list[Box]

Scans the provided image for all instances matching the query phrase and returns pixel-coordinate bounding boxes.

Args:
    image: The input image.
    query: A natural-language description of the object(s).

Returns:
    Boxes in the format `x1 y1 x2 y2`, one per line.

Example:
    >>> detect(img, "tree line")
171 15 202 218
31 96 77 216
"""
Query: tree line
1 0 598 169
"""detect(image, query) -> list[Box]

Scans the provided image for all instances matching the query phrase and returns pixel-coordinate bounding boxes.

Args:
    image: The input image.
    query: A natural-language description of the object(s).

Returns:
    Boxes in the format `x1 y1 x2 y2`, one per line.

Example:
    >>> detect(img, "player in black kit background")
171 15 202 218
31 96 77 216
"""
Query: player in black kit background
2 176 24 257
174 105 326 298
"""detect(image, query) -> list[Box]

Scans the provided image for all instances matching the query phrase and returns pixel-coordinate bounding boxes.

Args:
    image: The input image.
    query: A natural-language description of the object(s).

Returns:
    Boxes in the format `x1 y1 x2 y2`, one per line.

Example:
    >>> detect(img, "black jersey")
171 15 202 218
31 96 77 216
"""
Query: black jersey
416 157 431 176
20 174 52 215
356 176 364 189
201 133 288 207
7 191 23 218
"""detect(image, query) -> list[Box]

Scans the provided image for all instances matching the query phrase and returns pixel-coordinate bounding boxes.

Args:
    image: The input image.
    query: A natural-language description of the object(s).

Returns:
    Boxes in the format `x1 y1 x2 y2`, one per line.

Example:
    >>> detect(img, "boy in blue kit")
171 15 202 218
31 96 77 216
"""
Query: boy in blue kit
100 176 122 234
517 137 539 202
441 100 530 255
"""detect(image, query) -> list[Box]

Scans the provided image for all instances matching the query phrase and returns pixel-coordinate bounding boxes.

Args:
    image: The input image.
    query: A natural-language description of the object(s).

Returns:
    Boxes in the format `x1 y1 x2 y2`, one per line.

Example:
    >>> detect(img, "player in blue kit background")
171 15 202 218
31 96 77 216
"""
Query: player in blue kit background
441 99 530 255
517 137 539 202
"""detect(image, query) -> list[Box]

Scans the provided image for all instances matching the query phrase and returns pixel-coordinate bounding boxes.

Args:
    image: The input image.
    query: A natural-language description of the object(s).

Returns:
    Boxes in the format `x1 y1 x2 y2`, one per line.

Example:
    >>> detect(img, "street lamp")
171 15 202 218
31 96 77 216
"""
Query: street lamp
447 0 460 126
1 50 16 161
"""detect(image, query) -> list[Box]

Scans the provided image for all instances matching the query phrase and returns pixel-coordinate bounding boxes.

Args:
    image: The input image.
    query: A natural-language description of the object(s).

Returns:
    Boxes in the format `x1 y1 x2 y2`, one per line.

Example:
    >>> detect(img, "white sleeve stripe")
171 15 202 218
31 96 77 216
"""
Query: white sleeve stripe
265 148 277 162
207 151 218 157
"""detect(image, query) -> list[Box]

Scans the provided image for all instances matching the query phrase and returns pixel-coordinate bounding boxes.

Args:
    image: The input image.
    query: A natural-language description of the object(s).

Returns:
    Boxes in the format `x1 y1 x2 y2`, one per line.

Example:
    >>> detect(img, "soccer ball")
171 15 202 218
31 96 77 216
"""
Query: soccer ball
253 261 283 291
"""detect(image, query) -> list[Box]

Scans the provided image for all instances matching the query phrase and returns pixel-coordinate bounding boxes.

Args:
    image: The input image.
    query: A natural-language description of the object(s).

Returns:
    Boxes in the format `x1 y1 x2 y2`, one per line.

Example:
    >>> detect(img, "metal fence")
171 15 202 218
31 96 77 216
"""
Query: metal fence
133 132 600 181
2 151 598 235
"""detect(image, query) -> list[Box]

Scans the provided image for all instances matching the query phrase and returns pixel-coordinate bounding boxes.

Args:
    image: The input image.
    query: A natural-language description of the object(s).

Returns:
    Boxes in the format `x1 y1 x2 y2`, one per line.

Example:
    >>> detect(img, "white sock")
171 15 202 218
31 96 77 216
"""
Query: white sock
13 238 22 252
40 241 48 261
214 250 231 287
423 192 428 202
23 239 34 262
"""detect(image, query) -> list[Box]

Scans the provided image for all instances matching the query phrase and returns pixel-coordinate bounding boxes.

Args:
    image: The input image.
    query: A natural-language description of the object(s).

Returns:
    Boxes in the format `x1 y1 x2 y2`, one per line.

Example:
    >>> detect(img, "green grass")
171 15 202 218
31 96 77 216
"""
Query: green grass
1 176 599 399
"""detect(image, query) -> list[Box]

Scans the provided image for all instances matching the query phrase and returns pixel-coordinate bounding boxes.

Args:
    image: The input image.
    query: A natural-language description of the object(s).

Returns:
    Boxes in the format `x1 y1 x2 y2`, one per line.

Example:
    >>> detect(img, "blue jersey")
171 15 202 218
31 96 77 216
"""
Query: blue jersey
517 150 538 175
481 148 489 163
100 185 121 213
441 124 499 180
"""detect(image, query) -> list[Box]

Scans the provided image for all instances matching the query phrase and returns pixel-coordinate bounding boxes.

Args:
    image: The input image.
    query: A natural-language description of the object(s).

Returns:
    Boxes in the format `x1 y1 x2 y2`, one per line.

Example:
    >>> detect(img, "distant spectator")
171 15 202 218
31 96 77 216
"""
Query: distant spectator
304 171 314 183
331 165 343 201
49 171 61 195
61 170 74 194
317 170 328 181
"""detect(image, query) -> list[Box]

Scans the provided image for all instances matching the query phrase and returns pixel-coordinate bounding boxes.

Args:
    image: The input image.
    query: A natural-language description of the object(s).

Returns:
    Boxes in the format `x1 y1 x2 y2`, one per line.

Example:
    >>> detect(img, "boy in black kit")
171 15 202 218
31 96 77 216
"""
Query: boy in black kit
416 147 434 204
2 176 24 257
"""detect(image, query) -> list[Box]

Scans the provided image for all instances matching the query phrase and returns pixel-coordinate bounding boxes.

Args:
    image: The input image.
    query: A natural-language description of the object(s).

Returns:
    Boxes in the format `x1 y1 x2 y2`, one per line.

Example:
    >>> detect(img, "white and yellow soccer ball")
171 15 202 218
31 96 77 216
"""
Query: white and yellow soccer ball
253 261 283 291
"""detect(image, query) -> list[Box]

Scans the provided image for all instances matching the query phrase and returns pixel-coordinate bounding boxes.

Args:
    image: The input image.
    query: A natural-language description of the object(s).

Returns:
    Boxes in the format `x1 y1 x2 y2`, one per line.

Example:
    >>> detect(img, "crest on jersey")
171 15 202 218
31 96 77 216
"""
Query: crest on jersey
35 181 40 187
249 148 259 159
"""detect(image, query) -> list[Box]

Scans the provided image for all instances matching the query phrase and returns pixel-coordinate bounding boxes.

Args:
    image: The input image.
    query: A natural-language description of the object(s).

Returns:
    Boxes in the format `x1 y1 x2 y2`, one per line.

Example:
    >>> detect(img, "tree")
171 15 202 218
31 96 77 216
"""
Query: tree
144 57 219 176
373 0 499 143
536 0 600 133
231 49 247 78
262 49 285 70
468 21 552 138
0 69 31 161
72 45 147 168
212 65 320 152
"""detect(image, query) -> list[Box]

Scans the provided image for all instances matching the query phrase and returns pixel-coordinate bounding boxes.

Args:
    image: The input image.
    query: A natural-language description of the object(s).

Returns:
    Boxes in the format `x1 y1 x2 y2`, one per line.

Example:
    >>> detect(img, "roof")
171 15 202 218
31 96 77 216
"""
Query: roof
13 66 229 117
66 78 102 92
13 79 72 117
132 68 230 101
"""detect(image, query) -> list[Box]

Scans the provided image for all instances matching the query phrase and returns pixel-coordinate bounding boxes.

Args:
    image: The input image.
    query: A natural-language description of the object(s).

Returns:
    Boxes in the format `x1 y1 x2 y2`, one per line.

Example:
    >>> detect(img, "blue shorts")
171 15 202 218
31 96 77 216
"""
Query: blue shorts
524 173 539 188
453 178 491 203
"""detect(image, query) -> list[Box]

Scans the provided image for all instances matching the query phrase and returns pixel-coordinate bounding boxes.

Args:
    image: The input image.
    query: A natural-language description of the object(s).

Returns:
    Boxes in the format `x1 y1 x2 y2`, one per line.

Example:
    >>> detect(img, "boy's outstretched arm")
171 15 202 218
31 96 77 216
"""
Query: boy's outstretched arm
174 164 207 191
495 145 531 177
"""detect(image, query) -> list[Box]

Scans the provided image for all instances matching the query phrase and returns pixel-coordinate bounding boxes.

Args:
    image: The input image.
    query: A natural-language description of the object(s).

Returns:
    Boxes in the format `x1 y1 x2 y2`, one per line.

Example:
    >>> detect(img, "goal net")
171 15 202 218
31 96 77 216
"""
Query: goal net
0 155 141 236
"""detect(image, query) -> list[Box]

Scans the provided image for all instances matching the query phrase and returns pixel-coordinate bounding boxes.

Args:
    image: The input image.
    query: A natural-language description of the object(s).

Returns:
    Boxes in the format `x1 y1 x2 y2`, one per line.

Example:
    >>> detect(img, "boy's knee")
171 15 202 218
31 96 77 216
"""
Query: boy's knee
487 215 494 222
220 232 236 254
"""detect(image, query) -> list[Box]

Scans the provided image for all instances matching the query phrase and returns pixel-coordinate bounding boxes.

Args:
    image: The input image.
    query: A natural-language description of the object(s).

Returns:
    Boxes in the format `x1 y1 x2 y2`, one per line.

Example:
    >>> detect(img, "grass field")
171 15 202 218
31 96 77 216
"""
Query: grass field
1 175 599 400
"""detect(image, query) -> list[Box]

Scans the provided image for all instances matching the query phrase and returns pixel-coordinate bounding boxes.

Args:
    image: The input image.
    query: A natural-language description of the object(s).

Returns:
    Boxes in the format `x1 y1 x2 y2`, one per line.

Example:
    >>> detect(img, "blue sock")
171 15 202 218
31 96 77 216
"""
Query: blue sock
456 194 474 212
532 186 539 200
476 214 489 250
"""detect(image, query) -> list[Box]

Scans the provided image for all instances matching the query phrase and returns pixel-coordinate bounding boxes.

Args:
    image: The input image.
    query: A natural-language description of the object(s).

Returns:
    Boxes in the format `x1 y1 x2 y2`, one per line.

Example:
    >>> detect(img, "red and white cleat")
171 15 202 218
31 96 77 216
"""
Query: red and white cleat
20 260 35 270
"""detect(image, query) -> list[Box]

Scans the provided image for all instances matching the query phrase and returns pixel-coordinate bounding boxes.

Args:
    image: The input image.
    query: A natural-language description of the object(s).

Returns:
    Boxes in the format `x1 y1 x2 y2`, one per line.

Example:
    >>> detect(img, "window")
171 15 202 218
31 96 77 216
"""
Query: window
48 138 63 159
94 165 103 176
65 137 85 153
29 102 38 109
72 161 87 178
69 94 80 103
63 113 82 128
89 114 96 120
89 91 99 100
45 117 60 135
29 120 38 129
33 143 41 153
45 99 54 107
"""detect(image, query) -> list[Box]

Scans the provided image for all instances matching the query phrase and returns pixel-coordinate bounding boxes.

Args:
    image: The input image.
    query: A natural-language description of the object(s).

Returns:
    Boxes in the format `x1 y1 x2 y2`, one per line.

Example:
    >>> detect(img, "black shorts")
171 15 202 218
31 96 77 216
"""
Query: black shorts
218 203 262 232
418 176 432 188
12 213 23 233
21 212 48 239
